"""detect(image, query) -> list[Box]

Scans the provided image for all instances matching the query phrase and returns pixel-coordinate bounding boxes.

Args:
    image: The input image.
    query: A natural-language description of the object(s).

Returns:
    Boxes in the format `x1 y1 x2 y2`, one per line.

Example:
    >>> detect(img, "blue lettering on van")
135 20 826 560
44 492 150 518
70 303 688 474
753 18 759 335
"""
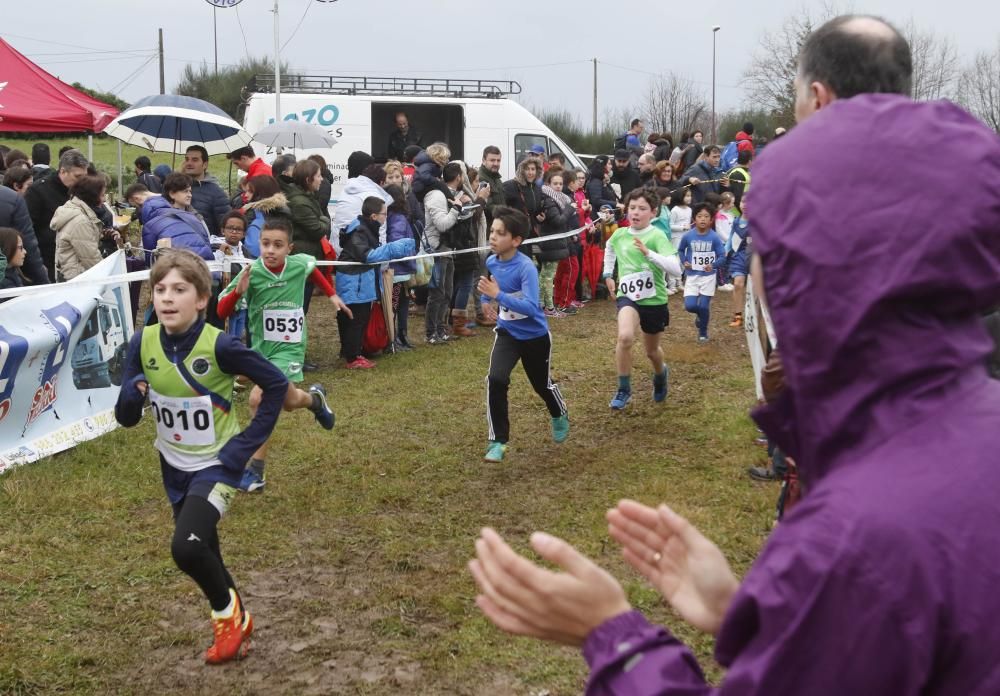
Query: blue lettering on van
266 104 340 126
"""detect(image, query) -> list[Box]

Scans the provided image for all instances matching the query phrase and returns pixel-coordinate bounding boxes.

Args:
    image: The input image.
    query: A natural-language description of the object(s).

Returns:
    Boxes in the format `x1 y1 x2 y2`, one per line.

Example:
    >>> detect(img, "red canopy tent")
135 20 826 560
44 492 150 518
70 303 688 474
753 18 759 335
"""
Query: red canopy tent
0 37 119 133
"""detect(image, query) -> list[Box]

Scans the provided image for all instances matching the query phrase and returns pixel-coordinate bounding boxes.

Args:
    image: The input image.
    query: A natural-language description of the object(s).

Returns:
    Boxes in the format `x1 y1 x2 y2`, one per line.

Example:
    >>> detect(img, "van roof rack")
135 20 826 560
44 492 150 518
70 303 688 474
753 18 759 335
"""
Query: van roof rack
247 74 521 99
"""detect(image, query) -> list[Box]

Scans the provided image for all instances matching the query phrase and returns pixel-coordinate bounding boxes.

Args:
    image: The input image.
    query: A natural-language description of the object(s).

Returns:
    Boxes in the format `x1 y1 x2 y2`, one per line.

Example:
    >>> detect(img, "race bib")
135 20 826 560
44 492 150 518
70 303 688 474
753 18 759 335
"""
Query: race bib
149 389 215 446
499 291 528 321
691 251 716 269
499 305 528 321
619 270 655 301
262 308 304 343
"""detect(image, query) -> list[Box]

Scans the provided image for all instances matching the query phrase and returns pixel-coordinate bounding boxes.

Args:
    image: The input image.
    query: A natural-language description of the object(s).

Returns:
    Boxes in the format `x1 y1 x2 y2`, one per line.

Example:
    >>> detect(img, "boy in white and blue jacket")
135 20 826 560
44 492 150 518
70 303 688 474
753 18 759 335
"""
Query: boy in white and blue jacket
478 207 568 463
677 202 728 342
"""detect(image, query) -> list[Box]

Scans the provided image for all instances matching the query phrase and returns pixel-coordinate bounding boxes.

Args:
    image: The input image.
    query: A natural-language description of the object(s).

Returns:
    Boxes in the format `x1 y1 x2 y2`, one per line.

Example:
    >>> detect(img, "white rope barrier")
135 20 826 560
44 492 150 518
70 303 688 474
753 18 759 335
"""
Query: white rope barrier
0 225 593 301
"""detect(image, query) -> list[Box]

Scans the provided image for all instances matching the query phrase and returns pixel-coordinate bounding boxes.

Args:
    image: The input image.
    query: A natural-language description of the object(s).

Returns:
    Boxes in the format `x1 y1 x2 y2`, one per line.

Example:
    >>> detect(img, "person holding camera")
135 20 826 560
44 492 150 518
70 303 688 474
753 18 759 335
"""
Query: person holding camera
424 162 472 344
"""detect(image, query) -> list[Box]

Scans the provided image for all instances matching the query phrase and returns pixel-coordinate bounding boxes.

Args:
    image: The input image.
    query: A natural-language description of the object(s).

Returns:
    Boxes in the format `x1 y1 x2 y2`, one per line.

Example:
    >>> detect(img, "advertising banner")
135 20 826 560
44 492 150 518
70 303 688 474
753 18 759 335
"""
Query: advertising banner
0 252 134 473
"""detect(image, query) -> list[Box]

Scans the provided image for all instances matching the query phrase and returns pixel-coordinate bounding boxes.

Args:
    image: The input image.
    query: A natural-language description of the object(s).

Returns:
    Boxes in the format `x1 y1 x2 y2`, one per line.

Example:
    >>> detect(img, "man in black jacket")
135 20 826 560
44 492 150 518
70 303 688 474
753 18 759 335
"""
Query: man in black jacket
610 149 641 200
30 144 56 182
478 146 506 225
679 145 729 204
134 156 162 193
24 149 89 281
183 145 230 236
387 112 422 161
0 186 49 286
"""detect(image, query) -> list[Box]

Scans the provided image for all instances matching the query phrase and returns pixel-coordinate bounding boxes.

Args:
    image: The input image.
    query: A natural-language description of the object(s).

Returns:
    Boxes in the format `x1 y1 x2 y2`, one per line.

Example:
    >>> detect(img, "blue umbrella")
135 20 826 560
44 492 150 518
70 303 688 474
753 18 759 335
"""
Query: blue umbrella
103 94 253 156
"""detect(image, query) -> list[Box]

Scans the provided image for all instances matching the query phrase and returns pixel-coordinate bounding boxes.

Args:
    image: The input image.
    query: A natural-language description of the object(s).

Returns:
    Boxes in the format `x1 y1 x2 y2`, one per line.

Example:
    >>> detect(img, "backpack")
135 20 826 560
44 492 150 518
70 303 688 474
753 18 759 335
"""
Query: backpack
613 133 629 152
720 141 740 172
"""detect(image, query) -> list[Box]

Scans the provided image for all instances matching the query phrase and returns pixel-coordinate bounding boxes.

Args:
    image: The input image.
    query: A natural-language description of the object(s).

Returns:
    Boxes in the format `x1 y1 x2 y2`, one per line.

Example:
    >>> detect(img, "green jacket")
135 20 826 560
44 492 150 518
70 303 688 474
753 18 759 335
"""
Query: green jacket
478 165 506 222
285 182 331 260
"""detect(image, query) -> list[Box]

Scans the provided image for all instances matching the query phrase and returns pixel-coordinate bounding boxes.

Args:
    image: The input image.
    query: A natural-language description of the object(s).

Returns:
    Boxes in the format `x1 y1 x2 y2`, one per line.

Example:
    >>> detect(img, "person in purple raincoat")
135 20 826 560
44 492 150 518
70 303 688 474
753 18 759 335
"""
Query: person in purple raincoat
470 14 1000 695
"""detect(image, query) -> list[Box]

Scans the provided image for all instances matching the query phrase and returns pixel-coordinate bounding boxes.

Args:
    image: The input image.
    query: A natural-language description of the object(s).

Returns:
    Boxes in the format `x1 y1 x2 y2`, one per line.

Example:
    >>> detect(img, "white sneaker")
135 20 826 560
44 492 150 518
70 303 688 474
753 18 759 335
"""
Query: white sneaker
718 283 735 292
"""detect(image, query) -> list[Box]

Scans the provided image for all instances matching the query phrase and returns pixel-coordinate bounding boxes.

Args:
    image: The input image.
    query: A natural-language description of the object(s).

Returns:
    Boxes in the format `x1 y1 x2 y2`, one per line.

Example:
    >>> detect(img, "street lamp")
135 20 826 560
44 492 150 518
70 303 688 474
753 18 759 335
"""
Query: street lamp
712 25 721 146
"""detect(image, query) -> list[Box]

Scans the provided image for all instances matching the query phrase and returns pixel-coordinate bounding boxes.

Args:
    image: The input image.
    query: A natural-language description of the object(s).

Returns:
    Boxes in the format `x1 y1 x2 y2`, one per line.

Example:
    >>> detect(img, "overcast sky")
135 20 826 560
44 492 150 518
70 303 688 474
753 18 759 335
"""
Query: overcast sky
3 0 998 126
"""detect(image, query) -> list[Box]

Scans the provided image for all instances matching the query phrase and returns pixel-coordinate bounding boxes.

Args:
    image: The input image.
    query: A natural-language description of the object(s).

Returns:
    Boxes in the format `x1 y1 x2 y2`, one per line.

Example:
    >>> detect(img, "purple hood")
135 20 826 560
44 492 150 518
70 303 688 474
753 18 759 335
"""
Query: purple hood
752 94 1000 489
582 95 1000 695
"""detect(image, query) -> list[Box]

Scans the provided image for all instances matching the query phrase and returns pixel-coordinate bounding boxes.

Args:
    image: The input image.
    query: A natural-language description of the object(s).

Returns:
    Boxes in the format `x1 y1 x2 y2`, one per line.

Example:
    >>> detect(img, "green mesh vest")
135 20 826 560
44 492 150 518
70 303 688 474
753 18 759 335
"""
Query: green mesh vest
220 254 315 378
140 323 240 468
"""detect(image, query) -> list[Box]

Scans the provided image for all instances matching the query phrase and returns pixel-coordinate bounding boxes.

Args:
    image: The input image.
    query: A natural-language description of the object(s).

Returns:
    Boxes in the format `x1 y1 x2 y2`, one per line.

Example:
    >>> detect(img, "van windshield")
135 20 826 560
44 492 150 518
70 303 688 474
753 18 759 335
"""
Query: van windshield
80 311 100 341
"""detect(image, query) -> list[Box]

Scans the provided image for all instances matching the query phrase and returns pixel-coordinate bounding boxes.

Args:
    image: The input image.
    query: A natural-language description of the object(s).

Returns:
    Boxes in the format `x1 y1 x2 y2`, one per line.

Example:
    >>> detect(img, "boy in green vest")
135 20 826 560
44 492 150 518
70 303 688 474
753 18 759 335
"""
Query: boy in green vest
217 218 348 492
602 189 683 410
115 250 290 664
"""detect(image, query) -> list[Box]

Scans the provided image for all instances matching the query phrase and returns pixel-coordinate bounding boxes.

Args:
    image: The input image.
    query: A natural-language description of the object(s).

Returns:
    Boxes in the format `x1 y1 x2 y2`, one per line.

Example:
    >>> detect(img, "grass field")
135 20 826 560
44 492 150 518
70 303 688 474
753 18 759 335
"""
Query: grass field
0 135 240 199
0 297 775 695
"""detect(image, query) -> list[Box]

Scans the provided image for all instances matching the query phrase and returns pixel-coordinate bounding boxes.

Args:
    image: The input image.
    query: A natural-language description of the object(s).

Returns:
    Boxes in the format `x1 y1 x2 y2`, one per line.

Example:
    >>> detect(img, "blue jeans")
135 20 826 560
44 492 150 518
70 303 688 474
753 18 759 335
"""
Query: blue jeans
227 308 248 343
451 267 476 311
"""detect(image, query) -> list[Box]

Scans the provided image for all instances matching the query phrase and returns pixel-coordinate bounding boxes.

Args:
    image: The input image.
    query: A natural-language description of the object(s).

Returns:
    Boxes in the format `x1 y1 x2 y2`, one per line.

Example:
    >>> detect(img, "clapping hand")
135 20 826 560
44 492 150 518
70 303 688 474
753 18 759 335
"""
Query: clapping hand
469 528 632 647
607 500 739 636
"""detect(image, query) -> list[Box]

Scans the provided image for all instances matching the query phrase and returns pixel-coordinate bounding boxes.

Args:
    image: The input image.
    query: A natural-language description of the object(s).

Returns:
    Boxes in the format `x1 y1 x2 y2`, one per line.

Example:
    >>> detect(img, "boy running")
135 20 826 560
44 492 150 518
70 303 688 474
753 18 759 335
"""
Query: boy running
727 194 752 327
115 250 288 664
602 189 682 410
477 207 569 463
678 202 728 342
217 218 348 492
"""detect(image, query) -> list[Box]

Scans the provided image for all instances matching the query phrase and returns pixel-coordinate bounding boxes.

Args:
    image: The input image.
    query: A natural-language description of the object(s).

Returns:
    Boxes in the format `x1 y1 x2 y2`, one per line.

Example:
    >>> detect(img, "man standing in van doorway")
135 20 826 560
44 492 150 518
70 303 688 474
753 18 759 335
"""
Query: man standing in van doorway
478 146 505 225
387 112 423 161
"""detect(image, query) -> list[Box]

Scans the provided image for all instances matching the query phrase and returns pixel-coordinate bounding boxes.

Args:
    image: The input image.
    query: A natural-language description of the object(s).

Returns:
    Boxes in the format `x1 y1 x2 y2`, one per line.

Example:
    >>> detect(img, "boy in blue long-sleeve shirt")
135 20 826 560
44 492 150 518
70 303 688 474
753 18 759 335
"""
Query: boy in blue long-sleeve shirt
677 202 728 342
478 207 569 463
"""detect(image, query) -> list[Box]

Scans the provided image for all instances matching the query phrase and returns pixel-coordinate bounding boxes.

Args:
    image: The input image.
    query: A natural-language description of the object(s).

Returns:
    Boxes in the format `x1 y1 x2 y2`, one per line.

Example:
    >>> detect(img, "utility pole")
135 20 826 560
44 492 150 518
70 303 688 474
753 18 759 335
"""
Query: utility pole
592 58 598 136
712 26 721 145
158 28 165 95
213 7 218 75
273 0 282 122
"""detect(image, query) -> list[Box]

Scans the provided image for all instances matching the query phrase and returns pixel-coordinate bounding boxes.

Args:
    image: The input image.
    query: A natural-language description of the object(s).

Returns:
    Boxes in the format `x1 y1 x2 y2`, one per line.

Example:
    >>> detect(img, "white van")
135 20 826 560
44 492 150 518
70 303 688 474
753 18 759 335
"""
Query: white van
241 75 586 203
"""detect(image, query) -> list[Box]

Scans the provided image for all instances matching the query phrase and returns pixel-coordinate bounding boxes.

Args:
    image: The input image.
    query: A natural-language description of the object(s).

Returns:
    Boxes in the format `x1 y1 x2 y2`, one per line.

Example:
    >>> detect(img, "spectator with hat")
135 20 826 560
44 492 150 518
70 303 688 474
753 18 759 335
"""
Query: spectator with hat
610 150 642 201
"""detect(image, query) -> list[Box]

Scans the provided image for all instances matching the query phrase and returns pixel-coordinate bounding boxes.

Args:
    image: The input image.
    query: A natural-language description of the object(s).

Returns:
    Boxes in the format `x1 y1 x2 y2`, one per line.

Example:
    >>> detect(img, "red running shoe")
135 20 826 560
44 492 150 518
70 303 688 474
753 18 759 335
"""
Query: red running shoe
346 357 376 369
204 591 250 664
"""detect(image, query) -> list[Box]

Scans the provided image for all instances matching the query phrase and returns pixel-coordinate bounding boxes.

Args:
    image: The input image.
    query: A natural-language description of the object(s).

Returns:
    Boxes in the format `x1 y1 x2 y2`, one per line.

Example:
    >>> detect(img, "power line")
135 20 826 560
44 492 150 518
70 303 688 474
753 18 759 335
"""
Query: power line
599 60 742 90
297 59 592 75
24 49 155 58
108 54 158 94
281 0 313 51
33 53 156 66
1 32 148 55
234 5 251 61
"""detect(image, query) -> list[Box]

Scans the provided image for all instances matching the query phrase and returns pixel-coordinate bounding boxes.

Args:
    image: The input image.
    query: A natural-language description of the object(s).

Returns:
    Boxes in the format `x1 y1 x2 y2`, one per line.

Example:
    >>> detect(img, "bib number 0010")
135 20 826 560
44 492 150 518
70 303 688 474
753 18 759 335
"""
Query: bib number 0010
149 390 215 446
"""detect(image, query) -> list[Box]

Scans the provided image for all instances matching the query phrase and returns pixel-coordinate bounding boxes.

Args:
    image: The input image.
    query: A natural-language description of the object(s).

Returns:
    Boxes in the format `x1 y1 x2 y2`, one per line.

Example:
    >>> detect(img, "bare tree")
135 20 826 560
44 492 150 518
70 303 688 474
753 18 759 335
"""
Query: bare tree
743 11 818 124
641 73 709 143
743 4 845 124
957 44 1000 133
903 20 960 100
